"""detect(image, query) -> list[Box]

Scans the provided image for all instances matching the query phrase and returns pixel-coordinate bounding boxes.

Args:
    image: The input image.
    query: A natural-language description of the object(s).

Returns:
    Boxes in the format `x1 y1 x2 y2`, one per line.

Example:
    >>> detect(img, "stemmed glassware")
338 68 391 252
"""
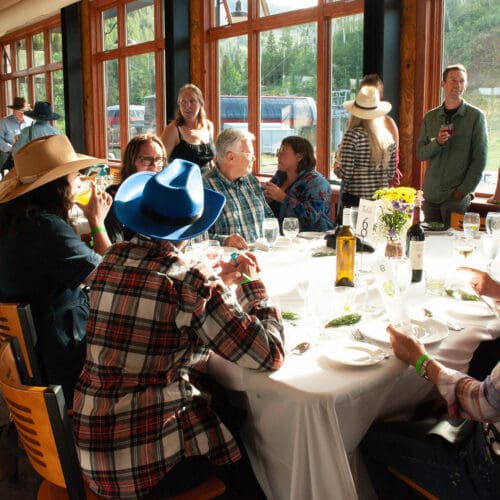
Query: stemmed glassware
282 217 299 245
453 233 475 262
480 233 498 272
463 212 480 238
485 212 500 236
263 218 279 249
204 240 224 269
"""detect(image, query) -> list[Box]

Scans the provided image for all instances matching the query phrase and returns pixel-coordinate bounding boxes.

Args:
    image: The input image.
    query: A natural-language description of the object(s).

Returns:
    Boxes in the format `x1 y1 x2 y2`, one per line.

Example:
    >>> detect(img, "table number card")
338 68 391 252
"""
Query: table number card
355 199 378 240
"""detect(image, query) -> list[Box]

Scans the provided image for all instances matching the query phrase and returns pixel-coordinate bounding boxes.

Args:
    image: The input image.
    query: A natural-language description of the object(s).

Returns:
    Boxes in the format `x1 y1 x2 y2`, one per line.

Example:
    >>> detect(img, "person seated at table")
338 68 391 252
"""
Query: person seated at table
72 159 285 499
361 268 500 500
104 133 167 242
0 135 112 407
333 85 397 224
203 127 275 249
263 135 335 233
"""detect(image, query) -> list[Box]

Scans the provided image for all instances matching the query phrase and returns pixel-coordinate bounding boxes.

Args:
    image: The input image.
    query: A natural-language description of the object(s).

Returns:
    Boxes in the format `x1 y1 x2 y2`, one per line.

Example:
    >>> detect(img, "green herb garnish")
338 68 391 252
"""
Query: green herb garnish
312 250 336 257
445 289 480 301
325 313 362 328
282 311 301 321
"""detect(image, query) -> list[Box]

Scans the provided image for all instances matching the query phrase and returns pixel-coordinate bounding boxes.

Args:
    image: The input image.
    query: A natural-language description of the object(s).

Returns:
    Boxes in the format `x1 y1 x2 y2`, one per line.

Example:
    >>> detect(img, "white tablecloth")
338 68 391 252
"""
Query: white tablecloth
208 233 500 500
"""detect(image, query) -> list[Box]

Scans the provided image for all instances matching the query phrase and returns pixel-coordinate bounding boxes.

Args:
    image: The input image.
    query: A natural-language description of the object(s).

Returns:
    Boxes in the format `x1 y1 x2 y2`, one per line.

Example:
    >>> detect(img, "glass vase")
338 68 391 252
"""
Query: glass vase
385 236 404 258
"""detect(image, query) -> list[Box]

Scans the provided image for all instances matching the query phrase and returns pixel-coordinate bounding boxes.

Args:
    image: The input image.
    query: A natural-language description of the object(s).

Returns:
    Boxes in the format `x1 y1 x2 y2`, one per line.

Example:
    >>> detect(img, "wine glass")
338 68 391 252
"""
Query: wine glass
262 218 279 249
204 240 224 269
485 212 500 236
463 212 480 238
186 232 209 261
479 233 498 272
282 217 299 245
389 257 412 295
453 234 475 262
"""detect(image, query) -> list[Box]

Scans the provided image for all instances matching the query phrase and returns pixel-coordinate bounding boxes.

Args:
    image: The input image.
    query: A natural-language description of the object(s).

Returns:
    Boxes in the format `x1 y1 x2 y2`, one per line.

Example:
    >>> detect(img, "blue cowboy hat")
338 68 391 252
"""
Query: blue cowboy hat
114 159 225 241
25 101 61 121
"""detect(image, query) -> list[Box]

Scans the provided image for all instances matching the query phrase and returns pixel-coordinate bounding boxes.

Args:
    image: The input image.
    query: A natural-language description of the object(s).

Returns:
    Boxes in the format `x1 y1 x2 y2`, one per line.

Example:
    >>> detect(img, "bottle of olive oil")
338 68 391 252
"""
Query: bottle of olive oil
335 209 356 287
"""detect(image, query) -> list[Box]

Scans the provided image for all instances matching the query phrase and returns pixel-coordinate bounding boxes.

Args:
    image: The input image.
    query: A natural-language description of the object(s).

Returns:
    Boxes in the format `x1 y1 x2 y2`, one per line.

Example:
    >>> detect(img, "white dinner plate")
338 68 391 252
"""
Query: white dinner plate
446 300 497 319
326 342 386 366
362 318 449 345
298 231 326 240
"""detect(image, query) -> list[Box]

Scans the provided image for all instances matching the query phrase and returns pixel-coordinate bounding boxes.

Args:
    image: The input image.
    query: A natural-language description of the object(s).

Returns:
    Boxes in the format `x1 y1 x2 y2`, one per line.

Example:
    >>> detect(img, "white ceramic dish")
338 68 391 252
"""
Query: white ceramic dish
362 318 449 345
446 301 497 319
298 231 326 240
326 342 386 366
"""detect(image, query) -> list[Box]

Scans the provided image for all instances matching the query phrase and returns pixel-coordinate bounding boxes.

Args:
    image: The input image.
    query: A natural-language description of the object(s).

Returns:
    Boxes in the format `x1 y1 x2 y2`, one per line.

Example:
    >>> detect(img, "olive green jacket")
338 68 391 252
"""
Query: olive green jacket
417 100 488 204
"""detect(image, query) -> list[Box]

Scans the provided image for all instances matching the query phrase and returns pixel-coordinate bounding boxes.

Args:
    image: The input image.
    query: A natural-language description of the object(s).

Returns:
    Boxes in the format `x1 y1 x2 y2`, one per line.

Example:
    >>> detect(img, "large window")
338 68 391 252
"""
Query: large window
91 0 165 160
443 0 499 194
1 17 65 133
211 0 364 179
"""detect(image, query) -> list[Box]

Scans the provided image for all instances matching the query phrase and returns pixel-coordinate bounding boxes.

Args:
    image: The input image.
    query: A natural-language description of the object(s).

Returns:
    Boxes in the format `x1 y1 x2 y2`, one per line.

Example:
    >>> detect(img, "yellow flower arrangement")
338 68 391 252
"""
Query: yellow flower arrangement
372 187 418 239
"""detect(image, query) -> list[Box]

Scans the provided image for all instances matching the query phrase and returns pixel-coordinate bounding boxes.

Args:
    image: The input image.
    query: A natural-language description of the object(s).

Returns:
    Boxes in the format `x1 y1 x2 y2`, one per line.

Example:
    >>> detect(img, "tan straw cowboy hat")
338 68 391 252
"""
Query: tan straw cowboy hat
0 135 106 203
343 85 391 120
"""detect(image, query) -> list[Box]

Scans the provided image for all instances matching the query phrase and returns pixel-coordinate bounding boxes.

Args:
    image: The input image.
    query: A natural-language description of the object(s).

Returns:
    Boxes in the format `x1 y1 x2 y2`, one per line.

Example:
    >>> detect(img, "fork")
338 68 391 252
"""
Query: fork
350 328 391 359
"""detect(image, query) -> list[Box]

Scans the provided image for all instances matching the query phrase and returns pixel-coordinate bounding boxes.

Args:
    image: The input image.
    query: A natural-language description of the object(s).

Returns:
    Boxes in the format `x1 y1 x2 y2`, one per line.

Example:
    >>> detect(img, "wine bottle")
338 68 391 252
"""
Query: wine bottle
335 209 356 287
406 199 425 282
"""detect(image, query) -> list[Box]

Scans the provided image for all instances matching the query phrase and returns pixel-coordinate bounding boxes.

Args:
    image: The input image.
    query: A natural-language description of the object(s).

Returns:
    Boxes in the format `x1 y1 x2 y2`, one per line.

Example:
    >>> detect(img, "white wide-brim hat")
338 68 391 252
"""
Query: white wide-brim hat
343 85 392 120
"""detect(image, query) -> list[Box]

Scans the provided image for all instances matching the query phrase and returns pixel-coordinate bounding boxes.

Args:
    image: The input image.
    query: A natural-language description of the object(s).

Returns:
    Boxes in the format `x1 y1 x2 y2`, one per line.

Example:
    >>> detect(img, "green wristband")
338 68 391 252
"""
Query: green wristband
240 272 253 285
415 353 430 376
90 226 106 236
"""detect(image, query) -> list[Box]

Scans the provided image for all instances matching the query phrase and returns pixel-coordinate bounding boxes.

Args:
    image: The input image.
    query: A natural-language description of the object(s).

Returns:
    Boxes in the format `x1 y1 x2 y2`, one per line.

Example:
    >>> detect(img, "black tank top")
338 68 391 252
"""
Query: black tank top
169 127 216 169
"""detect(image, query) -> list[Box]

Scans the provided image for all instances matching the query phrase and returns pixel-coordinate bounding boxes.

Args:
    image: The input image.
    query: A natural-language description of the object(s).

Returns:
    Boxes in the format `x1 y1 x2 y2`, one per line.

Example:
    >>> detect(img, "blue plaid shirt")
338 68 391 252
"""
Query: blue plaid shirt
203 166 274 243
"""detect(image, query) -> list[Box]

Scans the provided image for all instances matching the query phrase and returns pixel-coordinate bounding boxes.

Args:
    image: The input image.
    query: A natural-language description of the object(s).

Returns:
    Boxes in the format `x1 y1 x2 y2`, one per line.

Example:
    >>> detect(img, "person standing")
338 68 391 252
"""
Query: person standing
11 101 62 155
161 83 216 171
417 63 488 228
0 97 33 172
333 85 397 223
203 128 275 249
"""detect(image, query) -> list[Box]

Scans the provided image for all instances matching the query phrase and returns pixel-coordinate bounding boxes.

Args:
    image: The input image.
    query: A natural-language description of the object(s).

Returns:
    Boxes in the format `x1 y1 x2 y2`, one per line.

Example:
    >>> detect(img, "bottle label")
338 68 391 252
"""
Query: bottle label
409 240 424 269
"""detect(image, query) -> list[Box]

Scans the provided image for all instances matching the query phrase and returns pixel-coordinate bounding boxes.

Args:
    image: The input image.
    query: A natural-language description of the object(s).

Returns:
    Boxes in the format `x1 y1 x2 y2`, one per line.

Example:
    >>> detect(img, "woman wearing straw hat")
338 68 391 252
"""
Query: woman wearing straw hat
333 85 397 223
73 159 284 499
0 135 112 406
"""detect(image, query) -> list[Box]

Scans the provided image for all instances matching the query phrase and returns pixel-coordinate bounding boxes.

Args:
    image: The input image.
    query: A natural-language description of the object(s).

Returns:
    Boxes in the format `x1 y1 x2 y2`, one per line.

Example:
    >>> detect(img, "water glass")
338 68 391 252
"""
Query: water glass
424 266 446 296
480 233 498 272
263 218 279 248
463 212 480 237
485 212 500 236
389 257 412 295
453 234 475 262
204 240 224 268
282 217 299 243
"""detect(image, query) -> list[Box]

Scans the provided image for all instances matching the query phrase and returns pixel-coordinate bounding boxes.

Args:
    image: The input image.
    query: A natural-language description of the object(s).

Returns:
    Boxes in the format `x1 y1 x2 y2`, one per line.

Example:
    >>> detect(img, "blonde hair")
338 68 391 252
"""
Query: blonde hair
346 115 394 168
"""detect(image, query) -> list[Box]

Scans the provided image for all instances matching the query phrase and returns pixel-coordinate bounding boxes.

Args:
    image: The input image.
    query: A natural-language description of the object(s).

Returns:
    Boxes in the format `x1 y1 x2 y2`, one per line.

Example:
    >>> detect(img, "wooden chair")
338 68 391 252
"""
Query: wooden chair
449 212 486 232
0 302 42 385
0 339 226 500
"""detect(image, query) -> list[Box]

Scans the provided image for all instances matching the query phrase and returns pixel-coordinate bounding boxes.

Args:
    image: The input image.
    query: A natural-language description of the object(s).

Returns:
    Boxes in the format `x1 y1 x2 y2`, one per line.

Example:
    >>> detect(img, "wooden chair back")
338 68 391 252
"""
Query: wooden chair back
0 338 226 500
0 338 87 500
450 212 486 232
0 302 42 385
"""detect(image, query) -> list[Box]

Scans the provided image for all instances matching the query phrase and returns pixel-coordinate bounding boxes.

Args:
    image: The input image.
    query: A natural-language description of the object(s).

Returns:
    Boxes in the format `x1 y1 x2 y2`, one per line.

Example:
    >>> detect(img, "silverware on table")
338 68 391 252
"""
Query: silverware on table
350 328 391 359
422 308 464 331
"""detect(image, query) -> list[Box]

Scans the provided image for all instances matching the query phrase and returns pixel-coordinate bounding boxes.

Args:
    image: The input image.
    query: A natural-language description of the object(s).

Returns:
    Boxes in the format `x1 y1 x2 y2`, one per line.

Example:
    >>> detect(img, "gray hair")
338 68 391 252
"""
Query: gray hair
216 128 255 159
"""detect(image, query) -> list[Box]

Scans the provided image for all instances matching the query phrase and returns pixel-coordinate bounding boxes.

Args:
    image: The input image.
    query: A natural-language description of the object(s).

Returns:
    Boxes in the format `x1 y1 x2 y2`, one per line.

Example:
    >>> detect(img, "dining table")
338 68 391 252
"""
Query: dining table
207 230 500 500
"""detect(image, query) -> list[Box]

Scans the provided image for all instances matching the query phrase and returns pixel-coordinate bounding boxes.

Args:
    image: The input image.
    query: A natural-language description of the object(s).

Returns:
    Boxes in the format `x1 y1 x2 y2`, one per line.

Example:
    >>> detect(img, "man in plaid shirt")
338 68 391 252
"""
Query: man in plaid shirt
203 128 275 250
73 159 285 499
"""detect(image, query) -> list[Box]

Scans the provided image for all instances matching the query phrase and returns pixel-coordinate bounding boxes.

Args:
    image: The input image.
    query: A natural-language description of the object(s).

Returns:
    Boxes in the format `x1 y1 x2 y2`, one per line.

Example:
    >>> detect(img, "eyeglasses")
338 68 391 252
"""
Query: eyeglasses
232 151 255 160
137 155 166 167
276 147 289 155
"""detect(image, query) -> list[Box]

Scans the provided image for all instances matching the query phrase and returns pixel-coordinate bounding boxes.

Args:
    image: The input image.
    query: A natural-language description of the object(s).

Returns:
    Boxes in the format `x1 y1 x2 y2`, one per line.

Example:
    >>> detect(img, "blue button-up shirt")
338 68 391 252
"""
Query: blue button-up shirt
0 114 34 153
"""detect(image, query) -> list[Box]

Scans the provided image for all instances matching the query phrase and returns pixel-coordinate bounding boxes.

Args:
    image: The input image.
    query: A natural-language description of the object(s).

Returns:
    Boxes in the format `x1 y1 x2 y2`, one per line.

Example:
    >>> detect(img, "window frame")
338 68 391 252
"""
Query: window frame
0 15 62 120
88 0 165 159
